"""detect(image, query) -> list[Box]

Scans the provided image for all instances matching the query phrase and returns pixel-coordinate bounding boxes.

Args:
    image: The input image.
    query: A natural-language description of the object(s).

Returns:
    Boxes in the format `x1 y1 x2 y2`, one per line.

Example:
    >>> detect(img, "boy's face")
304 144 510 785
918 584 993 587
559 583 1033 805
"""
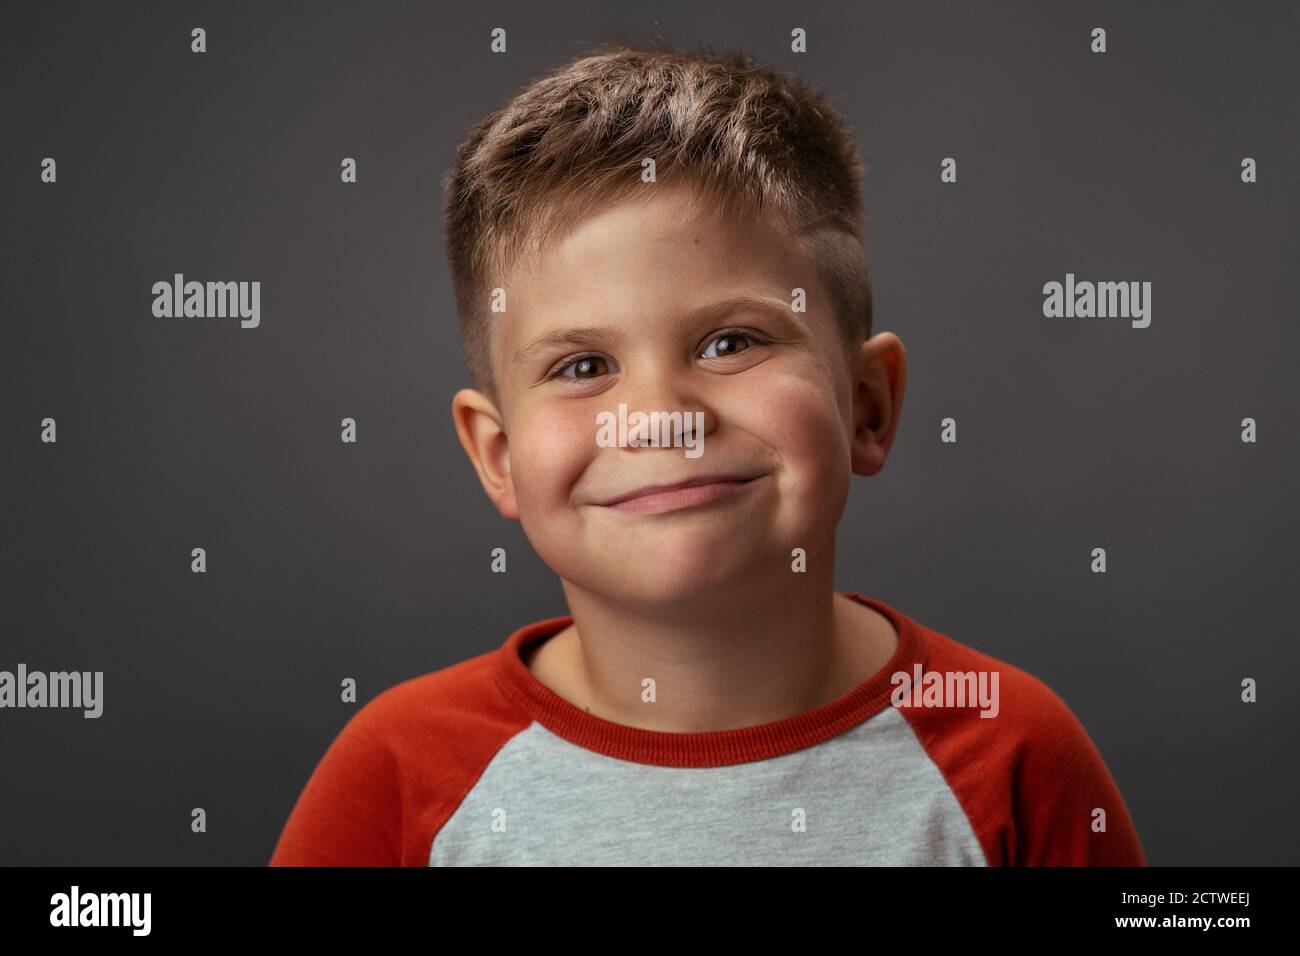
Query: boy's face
452 181 904 608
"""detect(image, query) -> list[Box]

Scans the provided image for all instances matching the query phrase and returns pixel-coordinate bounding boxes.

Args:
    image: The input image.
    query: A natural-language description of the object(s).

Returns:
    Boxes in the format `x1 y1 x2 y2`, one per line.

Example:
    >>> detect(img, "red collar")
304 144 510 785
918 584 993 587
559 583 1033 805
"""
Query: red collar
493 592 925 767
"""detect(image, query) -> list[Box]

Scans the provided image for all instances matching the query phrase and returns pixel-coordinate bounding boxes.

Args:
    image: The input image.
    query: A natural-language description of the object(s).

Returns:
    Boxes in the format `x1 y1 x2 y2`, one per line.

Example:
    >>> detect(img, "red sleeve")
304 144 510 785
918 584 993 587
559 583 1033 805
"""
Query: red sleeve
269 704 403 867
898 629 1147 866
268 656 532 866
1010 687 1146 866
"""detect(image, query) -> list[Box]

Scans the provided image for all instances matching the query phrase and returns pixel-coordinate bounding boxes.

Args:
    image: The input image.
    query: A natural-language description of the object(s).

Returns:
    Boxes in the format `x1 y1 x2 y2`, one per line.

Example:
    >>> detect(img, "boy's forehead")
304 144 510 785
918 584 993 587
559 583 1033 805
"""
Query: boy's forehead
493 186 810 353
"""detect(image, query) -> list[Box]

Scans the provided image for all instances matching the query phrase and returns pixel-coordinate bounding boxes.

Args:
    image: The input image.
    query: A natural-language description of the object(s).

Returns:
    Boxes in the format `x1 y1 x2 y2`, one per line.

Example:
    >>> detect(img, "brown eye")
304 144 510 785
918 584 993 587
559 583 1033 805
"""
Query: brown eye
557 354 611 380
701 331 755 359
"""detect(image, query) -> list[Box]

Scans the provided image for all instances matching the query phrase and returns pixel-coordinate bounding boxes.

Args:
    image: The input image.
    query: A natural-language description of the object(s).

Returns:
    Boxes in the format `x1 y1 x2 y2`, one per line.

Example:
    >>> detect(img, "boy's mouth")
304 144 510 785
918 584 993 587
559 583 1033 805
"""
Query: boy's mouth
595 473 765 514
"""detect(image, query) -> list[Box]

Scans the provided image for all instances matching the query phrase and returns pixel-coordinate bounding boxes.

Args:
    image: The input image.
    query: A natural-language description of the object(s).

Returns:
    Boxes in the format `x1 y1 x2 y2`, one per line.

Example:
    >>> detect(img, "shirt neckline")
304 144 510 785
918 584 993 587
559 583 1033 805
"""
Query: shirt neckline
492 591 928 768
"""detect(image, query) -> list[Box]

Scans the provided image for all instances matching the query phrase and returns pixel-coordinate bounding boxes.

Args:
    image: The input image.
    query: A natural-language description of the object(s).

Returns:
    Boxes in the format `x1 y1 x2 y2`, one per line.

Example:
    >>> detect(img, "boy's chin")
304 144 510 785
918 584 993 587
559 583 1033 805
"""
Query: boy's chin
582 560 766 608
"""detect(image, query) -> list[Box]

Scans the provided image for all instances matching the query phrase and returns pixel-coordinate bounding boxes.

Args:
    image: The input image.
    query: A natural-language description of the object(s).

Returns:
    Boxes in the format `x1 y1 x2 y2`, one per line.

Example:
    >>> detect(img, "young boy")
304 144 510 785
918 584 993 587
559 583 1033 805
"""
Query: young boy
270 43 1145 867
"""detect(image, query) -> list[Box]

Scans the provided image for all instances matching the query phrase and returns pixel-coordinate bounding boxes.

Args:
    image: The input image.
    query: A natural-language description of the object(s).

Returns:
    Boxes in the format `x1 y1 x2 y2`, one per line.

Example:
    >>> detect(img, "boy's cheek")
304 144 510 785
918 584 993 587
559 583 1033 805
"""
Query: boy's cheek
509 406 599 500
734 372 844 449
513 399 594 453
756 382 852 499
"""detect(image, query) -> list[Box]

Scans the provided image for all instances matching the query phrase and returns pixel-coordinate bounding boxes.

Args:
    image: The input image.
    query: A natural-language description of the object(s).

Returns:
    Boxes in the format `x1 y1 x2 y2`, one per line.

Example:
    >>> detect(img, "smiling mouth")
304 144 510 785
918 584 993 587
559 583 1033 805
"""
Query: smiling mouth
599 476 765 515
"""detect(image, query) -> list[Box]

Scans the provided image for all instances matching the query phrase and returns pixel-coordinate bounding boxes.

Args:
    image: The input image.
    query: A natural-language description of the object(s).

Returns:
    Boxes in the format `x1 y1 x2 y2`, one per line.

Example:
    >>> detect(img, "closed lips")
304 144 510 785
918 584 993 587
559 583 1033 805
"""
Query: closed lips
598 474 760 507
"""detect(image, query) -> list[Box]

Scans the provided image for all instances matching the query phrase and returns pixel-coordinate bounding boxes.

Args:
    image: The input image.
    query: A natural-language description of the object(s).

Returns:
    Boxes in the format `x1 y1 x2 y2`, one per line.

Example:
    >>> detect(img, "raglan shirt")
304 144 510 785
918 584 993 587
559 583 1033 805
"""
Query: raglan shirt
269 593 1146 866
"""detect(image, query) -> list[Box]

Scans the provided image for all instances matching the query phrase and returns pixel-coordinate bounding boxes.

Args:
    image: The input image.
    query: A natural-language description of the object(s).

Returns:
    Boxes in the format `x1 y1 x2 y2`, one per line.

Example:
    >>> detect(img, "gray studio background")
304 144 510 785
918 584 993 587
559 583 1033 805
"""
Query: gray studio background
2 0 1296 866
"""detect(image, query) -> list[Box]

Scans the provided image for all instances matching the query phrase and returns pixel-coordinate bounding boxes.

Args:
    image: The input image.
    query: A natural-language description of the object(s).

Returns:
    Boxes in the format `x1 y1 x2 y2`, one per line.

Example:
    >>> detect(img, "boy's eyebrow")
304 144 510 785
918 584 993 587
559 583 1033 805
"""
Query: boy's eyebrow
511 294 794 368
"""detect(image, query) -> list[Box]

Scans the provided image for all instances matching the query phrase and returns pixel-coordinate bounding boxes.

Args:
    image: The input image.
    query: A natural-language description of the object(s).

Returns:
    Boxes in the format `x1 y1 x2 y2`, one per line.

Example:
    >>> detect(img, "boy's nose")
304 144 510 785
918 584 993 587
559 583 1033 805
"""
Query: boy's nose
624 412 701 447
616 367 710 448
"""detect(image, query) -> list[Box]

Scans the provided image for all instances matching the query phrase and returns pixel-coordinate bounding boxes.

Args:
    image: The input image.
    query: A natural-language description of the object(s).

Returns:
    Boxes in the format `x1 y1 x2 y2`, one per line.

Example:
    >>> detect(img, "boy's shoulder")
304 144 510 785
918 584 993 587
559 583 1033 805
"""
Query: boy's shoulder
896 609 1145 865
352 644 516 736
900 613 1108 778
913 619 1091 734
269 636 539 867
848 591 1103 762
341 636 544 787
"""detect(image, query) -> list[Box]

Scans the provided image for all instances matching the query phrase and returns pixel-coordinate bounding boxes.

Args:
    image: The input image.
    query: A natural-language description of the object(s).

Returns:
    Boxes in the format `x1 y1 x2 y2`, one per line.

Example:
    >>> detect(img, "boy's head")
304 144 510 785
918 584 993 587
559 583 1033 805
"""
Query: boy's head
446 42 905 607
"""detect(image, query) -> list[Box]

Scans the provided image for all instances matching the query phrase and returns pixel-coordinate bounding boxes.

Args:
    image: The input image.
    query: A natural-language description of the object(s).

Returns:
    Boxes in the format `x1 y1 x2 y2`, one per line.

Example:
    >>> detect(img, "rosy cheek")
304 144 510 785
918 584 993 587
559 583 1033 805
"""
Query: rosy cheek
533 403 601 455
757 381 848 477
748 368 834 427
512 403 598 501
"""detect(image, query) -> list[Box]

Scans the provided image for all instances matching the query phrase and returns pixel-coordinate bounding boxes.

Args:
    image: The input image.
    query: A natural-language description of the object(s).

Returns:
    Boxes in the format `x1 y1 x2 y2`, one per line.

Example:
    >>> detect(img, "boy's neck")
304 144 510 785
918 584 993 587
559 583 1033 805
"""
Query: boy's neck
524 564 899 733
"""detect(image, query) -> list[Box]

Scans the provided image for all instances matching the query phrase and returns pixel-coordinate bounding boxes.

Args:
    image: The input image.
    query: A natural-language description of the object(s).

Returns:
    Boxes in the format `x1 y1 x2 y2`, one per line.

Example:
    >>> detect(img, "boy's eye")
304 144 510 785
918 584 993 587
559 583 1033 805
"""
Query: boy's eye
700 330 757 359
555 354 611 381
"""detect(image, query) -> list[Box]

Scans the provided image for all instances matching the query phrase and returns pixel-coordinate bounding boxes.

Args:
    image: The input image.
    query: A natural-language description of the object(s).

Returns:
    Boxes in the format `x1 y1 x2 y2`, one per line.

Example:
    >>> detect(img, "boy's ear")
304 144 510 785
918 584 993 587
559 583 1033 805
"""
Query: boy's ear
451 388 519 519
849 333 906 477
